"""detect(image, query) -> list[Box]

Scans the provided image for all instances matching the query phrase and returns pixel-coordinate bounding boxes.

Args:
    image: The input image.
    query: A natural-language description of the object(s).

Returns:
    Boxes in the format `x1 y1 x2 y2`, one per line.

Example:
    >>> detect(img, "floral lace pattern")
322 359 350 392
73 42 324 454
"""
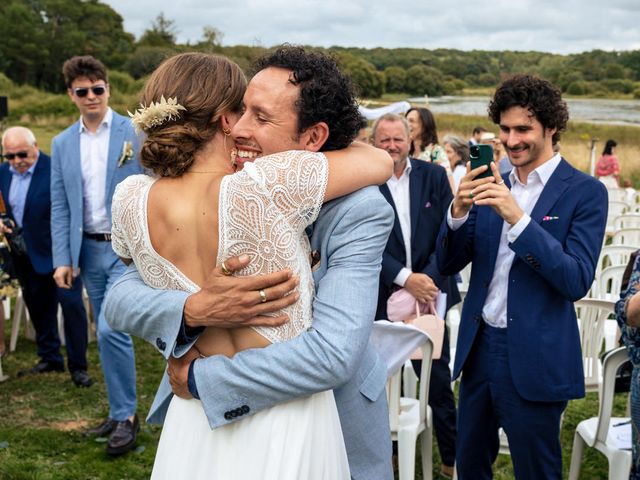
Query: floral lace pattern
111 150 328 344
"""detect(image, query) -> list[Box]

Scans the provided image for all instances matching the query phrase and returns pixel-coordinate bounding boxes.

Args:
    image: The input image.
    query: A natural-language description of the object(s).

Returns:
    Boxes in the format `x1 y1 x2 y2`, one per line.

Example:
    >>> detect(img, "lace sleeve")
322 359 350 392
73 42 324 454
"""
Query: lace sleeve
248 150 328 233
111 175 152 259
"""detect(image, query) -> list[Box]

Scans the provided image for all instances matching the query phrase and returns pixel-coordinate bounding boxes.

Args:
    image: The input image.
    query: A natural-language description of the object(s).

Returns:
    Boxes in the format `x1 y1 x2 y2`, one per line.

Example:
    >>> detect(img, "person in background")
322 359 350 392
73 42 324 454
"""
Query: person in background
406 107 449 169
437 73 607 479
51 55 143 455
1 126 91 387
615 253 640 480
373 113 459 479
443 134 469 193
469 125 487 147
596 139 620 188
355 115 370 144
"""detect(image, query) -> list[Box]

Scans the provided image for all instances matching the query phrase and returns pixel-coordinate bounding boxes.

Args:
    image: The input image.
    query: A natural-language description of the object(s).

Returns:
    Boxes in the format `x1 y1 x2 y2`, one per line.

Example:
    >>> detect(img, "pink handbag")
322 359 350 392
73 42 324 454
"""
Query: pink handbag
387 288 444 360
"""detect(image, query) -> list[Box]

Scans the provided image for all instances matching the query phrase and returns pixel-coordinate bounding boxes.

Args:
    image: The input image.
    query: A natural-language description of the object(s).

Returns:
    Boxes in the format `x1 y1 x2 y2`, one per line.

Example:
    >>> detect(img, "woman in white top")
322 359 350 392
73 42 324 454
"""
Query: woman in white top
111 52 392 479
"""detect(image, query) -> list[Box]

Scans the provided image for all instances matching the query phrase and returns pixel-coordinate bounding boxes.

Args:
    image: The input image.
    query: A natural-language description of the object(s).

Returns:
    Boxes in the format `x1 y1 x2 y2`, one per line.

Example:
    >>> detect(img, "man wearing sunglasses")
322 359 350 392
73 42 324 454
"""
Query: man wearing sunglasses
0 127 91 387
50 55 143 456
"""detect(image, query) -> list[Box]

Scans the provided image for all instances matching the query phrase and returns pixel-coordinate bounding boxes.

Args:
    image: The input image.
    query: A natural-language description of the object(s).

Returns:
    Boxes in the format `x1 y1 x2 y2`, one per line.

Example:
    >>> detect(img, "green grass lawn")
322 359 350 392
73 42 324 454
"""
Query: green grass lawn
0 325 630 479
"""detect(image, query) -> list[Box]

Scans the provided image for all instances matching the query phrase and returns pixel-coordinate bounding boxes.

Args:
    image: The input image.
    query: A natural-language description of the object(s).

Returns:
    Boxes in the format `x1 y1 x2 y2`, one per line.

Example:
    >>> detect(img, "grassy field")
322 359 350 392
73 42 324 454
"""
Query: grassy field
0 323 630 479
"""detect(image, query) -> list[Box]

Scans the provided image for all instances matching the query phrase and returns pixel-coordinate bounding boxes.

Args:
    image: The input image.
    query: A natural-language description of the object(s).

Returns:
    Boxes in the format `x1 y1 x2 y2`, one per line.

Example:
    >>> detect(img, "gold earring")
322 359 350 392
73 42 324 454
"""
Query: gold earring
223 127 231 136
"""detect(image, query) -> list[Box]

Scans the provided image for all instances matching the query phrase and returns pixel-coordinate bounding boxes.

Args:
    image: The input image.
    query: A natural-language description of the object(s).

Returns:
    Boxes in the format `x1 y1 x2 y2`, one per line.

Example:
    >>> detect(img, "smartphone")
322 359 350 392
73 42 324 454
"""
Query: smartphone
469 144 493 179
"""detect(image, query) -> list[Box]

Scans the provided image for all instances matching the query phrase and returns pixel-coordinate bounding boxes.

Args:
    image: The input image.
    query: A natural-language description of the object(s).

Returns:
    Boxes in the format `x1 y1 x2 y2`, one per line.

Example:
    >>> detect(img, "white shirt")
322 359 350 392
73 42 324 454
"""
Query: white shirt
386 159 413 287
448 153 562 328
79 107 112 234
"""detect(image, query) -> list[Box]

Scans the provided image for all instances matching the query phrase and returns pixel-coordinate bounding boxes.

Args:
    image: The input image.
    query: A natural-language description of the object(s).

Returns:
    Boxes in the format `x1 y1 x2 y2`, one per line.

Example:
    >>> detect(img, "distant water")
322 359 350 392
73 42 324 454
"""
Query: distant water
408 96 640 127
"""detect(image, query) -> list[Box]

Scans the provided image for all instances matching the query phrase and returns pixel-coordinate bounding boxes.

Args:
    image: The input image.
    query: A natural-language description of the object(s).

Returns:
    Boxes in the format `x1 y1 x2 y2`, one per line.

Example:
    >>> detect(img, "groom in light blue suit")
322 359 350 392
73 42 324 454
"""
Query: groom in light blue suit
105 46 394 479
50 56 143 456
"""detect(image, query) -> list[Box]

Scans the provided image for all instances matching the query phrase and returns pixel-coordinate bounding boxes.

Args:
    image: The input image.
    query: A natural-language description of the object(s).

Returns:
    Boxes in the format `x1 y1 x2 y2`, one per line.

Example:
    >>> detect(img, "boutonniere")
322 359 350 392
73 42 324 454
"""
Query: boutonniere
118 141 134 167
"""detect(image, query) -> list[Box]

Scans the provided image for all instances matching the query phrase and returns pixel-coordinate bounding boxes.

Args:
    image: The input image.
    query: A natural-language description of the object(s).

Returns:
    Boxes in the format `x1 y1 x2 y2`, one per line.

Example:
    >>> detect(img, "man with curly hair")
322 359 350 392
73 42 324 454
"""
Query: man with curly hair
436 74 608 479
106 46 394 479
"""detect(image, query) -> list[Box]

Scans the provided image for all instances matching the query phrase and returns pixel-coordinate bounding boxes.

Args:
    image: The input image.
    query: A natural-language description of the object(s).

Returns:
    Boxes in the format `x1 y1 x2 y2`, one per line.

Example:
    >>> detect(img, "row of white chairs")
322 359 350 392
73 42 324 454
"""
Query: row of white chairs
606 187 640 207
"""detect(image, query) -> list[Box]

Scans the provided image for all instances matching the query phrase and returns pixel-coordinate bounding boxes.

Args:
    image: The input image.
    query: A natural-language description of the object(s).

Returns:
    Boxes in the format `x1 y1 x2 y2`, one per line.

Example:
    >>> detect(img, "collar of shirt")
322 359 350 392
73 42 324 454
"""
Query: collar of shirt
78 107 113 134
387 158 412 185
508 152 562 188
9 154 38 177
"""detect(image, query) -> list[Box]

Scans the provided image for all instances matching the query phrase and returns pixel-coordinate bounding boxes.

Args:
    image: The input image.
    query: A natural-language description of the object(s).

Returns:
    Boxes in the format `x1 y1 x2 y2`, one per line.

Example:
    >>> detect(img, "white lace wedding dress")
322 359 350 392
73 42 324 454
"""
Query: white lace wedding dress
111 151 350 479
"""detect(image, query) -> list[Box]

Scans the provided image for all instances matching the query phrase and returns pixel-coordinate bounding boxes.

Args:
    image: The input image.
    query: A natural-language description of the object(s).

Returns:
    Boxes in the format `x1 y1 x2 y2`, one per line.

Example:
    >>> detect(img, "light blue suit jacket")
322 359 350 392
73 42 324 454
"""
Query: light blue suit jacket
50 110 143 269
105 186 395 480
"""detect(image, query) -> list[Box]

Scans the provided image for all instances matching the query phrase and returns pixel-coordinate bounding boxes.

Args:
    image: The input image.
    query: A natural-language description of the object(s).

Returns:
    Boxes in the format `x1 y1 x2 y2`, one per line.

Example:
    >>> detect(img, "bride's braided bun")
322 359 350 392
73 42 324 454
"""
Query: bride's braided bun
137 53 246 177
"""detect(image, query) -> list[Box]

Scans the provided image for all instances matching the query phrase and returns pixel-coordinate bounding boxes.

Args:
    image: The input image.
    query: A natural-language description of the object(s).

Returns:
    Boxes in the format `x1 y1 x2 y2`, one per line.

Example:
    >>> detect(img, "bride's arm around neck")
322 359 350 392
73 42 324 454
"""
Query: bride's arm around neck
323 142 392 201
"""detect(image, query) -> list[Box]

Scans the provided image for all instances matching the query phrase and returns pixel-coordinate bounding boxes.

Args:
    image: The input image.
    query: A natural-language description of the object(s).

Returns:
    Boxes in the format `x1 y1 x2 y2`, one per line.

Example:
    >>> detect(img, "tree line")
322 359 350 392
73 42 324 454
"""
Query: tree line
1 0 640 100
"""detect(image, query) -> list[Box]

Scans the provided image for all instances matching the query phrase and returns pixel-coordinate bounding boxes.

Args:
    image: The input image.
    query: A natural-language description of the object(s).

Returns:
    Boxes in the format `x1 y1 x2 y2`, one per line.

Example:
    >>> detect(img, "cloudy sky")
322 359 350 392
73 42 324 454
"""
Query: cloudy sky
102 0 640 54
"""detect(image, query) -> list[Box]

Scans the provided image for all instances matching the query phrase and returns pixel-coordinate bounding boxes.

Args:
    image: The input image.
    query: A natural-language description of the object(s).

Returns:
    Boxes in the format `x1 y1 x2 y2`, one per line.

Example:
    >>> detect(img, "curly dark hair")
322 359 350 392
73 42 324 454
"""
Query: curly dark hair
488 74 569 145
253 45 360 151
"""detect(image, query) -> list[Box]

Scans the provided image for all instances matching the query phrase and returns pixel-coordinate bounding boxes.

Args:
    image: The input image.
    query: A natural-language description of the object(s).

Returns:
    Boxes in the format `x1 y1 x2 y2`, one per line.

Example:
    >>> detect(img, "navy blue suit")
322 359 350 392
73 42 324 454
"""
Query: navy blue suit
0 152 88 371
375 158 460 467
436 158 608 479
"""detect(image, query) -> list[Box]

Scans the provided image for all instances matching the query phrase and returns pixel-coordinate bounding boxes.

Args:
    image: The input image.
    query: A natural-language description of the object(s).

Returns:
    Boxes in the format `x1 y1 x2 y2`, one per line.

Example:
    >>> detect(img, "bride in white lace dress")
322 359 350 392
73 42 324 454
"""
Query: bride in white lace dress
110 53 391 479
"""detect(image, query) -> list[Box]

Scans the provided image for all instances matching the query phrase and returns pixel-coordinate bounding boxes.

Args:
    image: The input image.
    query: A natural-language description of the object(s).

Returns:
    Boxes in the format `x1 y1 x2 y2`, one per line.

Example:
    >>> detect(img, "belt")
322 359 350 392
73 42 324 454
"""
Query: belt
83 232 112 242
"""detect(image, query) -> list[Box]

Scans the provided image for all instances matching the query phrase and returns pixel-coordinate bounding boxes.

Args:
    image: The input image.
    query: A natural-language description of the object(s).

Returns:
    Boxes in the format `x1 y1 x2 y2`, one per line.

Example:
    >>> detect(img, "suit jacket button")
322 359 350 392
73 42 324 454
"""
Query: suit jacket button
155 338 166 351
473 314 481 322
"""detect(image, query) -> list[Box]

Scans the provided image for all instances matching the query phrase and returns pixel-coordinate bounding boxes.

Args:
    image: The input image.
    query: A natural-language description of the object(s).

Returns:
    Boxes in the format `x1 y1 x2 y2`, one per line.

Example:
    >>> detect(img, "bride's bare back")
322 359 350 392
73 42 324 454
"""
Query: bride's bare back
147 175 271 357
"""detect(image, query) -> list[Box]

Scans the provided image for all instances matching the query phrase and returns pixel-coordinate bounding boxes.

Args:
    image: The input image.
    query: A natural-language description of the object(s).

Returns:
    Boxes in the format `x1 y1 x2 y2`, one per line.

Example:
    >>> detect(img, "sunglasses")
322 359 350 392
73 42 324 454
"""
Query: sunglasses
2 151 29 161
73 85 107 98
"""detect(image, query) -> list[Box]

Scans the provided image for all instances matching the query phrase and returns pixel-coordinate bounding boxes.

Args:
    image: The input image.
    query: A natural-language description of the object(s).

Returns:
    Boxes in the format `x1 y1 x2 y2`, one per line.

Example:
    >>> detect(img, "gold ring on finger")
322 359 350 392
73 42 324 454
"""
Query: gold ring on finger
259 289 267 303
220 261 232 276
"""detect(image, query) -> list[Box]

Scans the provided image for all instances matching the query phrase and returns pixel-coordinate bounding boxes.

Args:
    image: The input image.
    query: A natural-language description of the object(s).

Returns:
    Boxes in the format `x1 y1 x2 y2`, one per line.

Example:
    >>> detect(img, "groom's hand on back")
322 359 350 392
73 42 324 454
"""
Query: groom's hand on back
184 254 299 329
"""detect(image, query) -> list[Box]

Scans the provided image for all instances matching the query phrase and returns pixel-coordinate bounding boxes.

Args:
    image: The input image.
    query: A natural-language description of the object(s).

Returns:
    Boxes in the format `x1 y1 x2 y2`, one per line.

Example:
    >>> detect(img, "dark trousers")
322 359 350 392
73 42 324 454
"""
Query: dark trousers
411 325 457 467
456 323 567 480
14 254 88 371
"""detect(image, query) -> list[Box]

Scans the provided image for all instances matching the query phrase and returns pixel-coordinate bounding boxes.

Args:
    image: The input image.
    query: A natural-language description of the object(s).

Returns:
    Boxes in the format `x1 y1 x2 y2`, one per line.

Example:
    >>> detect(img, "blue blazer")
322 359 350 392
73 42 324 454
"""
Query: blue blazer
436 159 607 402
0 152 54 275
50 111 143 269
376 159 460 319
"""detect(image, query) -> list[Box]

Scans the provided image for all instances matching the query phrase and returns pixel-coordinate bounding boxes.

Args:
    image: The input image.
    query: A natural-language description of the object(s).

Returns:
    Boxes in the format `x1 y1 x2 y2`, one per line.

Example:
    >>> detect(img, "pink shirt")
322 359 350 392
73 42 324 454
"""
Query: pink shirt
596 154 620 177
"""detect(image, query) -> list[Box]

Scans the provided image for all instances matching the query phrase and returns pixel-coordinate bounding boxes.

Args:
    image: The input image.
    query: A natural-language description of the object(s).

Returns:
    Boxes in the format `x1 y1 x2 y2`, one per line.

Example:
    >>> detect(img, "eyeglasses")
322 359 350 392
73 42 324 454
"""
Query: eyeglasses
2 151 29 161
73 85 107 98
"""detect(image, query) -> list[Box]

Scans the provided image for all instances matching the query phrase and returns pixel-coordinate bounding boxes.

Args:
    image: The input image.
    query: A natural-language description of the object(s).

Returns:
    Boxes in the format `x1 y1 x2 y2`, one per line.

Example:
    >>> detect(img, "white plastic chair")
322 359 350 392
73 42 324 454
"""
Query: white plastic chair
387 338 434 480
575 298 616 393
606 201 629 236
611 228 640 247
613 213 640 230
568 346 632 480
607 188 629 204
595 265 626 302
592 245 637 297
9 289 35 352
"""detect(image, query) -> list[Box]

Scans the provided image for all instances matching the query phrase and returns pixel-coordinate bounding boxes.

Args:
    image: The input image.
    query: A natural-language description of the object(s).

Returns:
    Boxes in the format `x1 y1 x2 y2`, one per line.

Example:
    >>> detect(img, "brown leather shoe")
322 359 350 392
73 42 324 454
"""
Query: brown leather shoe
106 414 139 456
85 418 117 437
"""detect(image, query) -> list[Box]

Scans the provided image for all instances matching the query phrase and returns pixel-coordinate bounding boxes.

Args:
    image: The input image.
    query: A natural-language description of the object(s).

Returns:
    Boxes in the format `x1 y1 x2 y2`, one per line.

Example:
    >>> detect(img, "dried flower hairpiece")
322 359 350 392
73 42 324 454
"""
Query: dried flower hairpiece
128 96 186 133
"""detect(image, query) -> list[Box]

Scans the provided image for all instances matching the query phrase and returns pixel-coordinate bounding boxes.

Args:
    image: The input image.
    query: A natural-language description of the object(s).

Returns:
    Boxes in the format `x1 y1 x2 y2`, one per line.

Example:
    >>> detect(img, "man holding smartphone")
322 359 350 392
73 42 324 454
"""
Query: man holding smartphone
436 74 607 479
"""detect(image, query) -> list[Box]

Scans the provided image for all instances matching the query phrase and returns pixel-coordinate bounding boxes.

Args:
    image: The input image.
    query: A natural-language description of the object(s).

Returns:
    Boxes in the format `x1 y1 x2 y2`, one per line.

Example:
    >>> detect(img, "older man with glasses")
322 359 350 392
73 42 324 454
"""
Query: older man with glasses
50 55 143 455
0 126 91 386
